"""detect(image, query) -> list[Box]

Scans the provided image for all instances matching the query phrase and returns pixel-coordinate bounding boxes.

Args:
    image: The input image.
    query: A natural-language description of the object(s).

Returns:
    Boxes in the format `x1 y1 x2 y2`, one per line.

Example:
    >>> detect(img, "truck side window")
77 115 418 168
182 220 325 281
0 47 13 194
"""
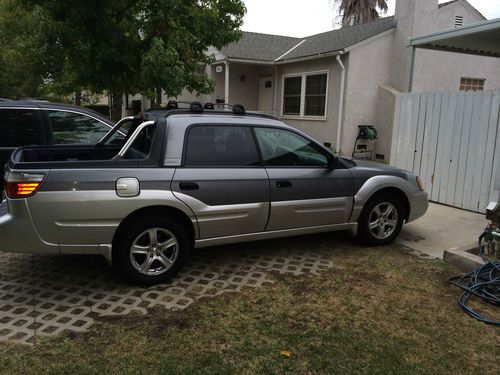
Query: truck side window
184 125 260 167
254 127 328 167
47 110 124 145
0 109 41 147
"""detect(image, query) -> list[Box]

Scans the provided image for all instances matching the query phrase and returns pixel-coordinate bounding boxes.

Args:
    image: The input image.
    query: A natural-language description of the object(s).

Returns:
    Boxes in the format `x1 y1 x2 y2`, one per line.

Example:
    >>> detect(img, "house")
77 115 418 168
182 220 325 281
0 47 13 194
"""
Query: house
150 0 500 161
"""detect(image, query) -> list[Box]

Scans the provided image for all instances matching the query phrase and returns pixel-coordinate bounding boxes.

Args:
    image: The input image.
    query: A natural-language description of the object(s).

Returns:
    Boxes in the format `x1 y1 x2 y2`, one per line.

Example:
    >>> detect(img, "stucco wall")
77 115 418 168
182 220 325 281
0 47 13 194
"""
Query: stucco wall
342 31 394 157
436 0 485 28
374 85 401 163
212 64 226 102
390 0 497 92
412 50 500 92
228 63 274 111
274 56 344 150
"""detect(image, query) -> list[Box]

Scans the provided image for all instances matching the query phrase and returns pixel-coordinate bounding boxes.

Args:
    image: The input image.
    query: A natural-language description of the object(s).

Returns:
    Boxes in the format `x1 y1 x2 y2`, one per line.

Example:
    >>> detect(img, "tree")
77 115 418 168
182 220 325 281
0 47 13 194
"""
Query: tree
334 0 388 27
2 0 245 119
0 0 64 99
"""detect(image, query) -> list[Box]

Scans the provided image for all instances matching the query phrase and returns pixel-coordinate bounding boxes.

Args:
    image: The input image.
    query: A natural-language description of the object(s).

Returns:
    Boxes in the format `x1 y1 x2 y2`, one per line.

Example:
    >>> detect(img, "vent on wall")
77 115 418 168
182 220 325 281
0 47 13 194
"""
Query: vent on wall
454 15 464 27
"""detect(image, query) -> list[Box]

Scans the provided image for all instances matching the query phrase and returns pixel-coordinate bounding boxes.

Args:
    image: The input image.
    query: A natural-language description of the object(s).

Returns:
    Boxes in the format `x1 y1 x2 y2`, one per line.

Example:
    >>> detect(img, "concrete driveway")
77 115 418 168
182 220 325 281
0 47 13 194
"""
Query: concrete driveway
399 202 487 259
0 239 334 345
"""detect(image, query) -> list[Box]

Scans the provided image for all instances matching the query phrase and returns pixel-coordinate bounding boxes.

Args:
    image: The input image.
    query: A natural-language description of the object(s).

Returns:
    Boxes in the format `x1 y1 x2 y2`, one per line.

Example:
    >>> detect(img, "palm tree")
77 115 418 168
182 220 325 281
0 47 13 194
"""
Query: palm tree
333 0 388 27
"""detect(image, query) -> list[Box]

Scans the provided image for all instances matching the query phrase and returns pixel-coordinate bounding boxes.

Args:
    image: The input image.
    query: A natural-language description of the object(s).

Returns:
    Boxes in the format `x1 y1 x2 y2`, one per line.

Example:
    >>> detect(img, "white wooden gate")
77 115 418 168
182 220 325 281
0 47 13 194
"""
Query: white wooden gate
390 90 500 213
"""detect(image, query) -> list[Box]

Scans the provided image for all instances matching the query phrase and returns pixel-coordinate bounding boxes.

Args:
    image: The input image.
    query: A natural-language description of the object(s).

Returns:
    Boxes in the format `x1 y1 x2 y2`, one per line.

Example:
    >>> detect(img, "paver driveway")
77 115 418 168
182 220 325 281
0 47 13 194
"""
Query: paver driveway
0 239 335 345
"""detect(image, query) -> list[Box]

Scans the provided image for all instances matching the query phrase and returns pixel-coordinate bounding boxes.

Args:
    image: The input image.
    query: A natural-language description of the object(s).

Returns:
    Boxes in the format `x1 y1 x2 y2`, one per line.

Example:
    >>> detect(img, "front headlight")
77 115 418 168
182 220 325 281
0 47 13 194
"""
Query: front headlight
416 176 424 191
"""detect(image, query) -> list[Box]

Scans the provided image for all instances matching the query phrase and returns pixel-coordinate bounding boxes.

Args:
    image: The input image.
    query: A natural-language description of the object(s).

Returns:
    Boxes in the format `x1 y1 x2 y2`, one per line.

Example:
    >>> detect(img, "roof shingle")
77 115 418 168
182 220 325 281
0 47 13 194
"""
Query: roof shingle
220 32 301 62
279 16 396 61
219 16 396 62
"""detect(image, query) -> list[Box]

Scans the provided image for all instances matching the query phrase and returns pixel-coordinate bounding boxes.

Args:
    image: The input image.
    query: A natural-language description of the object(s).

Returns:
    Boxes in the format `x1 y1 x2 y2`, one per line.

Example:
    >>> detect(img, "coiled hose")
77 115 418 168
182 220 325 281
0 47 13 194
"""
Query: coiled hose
448 228 500 326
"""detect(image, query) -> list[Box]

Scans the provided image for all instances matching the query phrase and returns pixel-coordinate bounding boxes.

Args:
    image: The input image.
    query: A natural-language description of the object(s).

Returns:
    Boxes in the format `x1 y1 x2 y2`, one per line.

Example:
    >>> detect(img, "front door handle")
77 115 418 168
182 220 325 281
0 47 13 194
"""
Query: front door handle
276 180 292 188
179 181 199 191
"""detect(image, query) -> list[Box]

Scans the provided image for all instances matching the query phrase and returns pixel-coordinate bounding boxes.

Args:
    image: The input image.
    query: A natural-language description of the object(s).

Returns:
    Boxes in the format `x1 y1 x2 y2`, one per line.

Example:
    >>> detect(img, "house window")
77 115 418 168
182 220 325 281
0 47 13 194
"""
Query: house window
459 77 485 91
454 15 464 27
283 76 302 115
282 72 328 118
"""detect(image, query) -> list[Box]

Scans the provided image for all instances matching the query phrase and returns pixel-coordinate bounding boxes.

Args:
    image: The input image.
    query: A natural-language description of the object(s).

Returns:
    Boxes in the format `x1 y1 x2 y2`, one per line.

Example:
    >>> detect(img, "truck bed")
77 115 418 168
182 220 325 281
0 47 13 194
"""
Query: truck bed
9 145 138 169
8 118 165 170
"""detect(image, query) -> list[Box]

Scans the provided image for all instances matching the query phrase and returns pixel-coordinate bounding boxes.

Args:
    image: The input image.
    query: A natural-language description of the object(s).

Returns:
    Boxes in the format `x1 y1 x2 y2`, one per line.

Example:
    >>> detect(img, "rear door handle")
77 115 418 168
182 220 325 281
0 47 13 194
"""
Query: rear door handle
276 180 292 188
179 181 199 191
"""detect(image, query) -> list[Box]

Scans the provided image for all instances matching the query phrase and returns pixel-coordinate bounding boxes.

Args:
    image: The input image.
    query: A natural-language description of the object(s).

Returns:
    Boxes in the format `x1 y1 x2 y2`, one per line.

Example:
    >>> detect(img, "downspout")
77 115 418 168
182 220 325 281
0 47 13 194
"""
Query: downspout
335 53 346 155
224 60 230 108
408 46 416 92
273 66 278 116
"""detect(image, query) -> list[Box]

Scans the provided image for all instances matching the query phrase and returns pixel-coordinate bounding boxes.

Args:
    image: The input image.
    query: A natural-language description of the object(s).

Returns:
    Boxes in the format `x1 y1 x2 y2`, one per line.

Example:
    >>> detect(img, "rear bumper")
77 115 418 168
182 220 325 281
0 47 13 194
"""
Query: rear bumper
0 199 59 254
407 191 429 223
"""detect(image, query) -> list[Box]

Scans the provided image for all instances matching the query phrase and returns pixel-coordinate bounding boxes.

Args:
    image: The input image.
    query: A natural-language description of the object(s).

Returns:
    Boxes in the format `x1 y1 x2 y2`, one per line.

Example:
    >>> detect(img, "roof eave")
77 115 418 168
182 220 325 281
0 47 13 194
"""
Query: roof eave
409 17 500 58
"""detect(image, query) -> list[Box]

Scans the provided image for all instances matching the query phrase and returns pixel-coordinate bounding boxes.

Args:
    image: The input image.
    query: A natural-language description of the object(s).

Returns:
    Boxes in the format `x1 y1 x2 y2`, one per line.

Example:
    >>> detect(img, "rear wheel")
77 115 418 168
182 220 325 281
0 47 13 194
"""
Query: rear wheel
114 215 190 285
357 193 405 246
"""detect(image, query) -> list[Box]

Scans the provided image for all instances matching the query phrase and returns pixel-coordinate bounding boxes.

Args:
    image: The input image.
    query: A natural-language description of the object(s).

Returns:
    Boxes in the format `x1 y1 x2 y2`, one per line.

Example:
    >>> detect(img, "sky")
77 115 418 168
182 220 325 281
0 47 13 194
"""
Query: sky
242 0 500 37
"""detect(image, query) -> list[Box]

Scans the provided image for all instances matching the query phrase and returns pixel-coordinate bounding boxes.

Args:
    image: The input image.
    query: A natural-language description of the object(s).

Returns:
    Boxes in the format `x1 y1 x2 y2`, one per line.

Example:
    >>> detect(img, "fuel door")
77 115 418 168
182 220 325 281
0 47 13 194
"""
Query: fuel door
116 177 140 197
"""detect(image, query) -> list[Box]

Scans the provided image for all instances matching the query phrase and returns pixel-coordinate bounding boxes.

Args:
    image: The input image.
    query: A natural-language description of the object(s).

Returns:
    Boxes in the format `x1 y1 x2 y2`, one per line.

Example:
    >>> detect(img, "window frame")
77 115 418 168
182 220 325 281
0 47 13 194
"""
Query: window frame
281 70 329 120
459 77 486 92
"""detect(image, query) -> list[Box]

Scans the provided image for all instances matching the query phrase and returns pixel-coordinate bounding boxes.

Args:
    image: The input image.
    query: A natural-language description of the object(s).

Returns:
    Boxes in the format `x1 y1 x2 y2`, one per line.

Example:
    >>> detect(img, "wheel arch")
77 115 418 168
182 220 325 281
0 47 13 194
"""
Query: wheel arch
111 205 197 263
351 176 414 223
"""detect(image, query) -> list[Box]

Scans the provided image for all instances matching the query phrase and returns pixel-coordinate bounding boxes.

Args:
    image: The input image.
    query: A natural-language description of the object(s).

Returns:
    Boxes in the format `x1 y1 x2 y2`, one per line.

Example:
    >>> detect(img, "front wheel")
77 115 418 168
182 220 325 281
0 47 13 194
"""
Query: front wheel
357 194 405 246
114 215 191 285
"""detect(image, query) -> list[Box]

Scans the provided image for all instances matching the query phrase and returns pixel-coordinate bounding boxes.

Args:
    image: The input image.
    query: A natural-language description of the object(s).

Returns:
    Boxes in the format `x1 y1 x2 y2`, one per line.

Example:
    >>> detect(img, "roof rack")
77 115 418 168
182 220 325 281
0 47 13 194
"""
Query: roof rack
145 100 278 120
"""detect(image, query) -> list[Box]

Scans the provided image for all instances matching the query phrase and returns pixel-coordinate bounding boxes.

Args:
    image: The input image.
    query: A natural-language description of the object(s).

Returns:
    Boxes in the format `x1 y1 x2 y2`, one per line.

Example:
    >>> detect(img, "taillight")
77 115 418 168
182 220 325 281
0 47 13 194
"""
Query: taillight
4 172 45 198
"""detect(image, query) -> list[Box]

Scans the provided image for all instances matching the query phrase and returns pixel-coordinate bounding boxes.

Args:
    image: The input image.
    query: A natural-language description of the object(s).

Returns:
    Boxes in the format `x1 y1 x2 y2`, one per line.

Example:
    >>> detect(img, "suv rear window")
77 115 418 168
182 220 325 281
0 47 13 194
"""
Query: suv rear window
185 126 260 167
0 109 41 147
47 110 121 145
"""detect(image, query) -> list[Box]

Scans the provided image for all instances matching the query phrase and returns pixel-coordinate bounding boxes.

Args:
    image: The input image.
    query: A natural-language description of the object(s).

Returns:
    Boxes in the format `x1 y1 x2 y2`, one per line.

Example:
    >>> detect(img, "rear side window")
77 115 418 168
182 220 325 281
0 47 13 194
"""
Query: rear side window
47 110 123 145
0 109 41 147
185 126 260 167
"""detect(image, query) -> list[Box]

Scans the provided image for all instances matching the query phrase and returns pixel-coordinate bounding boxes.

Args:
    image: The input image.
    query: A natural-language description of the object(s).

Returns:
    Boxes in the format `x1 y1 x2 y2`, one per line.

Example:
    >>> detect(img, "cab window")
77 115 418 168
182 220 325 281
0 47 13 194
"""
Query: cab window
185 126 260 167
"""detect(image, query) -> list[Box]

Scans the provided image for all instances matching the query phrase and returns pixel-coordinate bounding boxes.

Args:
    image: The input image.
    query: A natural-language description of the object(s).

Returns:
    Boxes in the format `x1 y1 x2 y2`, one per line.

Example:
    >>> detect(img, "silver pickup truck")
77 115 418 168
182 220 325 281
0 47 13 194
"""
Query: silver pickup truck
0 105 428 284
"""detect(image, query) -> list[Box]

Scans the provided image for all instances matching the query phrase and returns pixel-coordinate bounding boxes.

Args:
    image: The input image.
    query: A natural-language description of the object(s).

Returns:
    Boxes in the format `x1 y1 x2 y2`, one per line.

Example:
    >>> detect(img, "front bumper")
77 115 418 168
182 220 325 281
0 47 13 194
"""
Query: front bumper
407 191 429 223
0 199 59 254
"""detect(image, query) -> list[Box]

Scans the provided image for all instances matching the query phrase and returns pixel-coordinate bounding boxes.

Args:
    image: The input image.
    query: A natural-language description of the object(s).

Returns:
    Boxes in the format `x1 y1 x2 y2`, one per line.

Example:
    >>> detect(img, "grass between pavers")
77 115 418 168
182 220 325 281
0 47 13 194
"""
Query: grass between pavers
0 236 498 374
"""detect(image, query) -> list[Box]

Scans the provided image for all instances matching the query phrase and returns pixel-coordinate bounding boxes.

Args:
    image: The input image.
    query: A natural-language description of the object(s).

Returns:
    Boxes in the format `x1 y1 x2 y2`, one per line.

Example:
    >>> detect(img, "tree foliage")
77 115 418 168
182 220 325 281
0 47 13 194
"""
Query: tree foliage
334 0 388 27
0 0 245 118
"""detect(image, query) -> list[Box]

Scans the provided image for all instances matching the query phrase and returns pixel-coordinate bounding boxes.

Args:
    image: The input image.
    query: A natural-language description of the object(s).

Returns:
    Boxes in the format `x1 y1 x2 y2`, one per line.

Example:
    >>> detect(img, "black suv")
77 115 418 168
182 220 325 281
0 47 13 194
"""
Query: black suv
0 100 121 195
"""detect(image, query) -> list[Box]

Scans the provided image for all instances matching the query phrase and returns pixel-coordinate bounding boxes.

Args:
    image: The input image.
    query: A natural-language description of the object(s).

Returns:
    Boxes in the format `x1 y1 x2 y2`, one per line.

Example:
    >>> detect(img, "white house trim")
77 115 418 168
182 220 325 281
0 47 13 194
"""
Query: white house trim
280 69 330 120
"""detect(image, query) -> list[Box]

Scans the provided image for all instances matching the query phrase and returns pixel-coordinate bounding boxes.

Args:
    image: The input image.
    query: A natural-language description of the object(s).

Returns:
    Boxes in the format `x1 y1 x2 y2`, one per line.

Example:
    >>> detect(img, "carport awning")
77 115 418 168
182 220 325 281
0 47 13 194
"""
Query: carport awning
409 17 500 58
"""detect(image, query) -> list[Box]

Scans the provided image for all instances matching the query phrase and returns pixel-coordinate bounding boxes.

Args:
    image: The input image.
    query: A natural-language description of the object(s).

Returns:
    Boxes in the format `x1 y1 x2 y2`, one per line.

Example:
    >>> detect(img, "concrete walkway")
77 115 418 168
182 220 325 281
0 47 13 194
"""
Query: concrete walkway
398 203 488 259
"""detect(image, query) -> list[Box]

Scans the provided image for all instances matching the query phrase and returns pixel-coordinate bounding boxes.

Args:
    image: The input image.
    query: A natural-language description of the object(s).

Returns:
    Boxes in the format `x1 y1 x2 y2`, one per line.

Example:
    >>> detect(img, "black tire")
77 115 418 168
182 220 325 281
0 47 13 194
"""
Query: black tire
357 193 405 246
114 215 191 285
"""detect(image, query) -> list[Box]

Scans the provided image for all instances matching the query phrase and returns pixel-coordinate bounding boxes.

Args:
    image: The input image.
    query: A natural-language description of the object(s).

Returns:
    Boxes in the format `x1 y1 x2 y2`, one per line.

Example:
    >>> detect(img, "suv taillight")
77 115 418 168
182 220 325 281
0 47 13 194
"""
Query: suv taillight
4 172 45 199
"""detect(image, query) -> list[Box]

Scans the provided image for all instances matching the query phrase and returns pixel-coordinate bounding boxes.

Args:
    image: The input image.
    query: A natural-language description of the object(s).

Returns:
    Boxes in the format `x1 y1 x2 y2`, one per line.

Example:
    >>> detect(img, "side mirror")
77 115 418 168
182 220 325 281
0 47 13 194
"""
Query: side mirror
327 154 337 170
